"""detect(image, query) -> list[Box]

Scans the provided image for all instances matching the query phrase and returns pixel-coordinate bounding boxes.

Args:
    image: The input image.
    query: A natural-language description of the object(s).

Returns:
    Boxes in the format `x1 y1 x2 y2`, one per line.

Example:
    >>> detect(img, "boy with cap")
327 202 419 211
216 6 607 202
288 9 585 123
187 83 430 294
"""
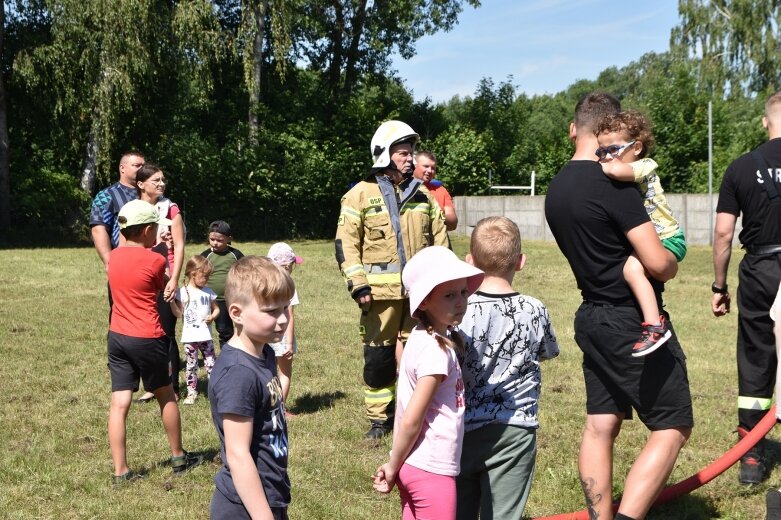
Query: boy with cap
201 220 244 348
107 200 202 485
267 242 304 410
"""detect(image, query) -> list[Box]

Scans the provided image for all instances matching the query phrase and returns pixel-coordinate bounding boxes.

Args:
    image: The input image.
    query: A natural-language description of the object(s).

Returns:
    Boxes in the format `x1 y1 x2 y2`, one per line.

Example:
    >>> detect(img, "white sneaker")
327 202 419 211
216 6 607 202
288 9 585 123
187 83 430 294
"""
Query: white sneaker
183 392 197 405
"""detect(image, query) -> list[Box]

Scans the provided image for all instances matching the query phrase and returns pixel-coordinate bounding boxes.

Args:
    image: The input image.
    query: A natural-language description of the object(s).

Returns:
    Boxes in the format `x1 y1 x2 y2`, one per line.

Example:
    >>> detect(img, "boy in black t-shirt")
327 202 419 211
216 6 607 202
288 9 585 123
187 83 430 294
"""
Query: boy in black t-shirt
209 256 294 520
545 92 693 520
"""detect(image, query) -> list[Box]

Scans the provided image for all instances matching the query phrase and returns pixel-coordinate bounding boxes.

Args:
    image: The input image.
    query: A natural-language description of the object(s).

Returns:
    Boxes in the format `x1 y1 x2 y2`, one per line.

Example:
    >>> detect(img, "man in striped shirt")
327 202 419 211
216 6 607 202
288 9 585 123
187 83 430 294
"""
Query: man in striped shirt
90 151 146 316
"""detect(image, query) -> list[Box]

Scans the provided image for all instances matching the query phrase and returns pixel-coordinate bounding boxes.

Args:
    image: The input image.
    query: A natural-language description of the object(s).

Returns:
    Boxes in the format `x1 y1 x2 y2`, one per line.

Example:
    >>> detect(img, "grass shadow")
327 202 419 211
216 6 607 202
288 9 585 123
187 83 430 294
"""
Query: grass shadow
155 447 221 471
764 437 781 474
648 492 722 519
288 391 347 415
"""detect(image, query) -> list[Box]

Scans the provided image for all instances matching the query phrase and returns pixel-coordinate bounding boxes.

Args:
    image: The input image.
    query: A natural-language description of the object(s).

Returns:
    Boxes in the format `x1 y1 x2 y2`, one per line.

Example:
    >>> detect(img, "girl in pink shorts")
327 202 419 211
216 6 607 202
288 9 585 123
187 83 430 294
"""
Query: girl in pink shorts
372 246 484 519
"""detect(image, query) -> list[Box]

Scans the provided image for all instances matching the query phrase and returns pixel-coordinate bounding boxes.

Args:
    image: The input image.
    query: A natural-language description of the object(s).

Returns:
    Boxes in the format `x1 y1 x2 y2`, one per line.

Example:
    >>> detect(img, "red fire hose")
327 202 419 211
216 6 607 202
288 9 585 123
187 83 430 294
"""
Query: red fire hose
534 405 778 520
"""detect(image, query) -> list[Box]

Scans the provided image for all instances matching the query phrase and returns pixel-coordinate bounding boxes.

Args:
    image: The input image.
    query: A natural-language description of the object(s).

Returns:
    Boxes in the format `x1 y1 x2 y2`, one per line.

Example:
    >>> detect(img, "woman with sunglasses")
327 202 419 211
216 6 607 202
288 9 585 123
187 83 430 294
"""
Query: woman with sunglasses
134 163 186 402
595 110 685 358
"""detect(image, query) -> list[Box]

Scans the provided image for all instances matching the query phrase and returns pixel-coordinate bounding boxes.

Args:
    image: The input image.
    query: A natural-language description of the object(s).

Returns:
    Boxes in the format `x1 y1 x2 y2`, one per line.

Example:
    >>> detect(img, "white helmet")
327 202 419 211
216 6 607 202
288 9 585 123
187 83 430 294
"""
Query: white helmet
370 120 419 169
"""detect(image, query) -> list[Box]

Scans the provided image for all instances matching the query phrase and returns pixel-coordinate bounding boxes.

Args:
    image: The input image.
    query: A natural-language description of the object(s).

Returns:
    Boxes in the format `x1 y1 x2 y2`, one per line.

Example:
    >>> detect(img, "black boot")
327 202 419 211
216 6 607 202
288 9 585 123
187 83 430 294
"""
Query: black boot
738 426 769 485
365 421 392 440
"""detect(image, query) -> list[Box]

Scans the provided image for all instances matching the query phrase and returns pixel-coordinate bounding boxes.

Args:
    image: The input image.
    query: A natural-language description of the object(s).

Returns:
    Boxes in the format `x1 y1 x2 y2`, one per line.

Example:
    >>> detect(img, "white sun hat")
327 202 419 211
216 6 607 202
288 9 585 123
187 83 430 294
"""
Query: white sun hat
403 246 484 317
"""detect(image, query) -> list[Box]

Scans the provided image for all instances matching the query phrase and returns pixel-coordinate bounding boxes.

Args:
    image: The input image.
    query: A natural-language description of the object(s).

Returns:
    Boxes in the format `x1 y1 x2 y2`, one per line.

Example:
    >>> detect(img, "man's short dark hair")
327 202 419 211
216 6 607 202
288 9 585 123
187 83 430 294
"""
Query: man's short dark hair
574 92 621 134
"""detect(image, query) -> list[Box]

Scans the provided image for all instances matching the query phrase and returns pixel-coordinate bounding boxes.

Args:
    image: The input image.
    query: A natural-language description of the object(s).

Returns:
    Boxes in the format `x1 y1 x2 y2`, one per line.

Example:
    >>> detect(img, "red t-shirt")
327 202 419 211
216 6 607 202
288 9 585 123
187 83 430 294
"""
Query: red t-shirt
425 182 454 210
109 247 166 338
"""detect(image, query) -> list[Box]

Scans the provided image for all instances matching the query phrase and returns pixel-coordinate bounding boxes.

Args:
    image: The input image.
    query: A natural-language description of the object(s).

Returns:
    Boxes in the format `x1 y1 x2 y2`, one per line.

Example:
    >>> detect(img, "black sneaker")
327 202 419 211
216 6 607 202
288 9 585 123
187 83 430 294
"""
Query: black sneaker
632 316 672 357
365 423 391 440
112 470 146 487
171 451 203 475
767 489 781 520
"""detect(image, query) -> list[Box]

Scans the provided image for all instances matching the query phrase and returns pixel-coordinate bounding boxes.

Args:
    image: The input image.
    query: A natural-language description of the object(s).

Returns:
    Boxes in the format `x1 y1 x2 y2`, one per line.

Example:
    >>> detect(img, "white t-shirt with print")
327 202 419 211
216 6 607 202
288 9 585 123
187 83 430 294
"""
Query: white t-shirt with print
457 291 559 432
176 286 217 343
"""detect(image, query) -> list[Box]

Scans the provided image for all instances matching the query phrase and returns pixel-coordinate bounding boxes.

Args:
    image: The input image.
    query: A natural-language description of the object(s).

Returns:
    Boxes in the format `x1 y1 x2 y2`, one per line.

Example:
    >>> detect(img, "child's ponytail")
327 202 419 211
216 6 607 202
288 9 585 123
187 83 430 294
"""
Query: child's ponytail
416 312 465 357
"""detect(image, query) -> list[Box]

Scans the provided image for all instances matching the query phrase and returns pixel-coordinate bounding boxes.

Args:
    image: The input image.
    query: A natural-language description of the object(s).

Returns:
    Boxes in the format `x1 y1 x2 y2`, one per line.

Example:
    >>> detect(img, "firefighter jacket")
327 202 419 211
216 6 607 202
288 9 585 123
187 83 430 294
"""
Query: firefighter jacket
335 175 449 301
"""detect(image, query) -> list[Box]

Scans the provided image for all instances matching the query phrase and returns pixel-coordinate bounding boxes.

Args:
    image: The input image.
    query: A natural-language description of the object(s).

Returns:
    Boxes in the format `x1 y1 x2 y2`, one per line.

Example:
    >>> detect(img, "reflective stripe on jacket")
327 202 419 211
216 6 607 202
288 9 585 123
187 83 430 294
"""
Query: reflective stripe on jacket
335 175 448 300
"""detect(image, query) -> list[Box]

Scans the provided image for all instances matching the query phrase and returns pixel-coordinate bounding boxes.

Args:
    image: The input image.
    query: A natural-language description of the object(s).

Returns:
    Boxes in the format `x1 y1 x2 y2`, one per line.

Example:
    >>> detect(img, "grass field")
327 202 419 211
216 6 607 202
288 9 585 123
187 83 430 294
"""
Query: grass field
0 237 777 519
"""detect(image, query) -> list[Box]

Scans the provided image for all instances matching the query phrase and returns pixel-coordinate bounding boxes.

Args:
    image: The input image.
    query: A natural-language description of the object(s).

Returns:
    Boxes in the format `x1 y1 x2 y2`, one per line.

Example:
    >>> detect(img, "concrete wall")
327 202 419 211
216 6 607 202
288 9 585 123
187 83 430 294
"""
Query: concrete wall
452 194 742 247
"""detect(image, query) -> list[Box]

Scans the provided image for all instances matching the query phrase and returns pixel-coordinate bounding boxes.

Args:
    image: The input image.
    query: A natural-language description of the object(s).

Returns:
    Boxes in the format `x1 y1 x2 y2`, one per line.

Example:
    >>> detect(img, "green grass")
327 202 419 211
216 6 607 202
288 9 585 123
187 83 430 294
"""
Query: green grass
0 238 774 519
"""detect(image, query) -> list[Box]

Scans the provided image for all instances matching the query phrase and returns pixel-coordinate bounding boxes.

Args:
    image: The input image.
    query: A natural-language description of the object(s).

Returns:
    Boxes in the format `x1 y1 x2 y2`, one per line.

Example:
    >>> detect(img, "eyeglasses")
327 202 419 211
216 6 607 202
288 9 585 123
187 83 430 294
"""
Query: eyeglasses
147 178 167 186
595 140 636 160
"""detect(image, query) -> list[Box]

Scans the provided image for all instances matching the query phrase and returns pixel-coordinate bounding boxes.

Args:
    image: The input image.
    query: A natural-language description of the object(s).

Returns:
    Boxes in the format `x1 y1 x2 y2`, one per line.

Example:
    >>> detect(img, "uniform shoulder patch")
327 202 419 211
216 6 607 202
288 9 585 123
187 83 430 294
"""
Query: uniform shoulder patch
367 197 384 206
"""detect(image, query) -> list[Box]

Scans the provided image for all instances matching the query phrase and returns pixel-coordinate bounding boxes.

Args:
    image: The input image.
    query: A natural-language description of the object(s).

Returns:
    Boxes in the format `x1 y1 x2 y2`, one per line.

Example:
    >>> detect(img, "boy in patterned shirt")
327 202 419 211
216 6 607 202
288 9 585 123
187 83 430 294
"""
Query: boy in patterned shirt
456 216 560 520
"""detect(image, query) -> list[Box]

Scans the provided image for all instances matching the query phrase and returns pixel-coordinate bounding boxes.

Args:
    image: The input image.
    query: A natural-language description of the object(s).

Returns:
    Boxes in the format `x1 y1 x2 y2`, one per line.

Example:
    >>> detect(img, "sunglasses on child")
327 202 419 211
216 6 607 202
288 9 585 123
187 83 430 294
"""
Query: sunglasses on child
595 140 636 160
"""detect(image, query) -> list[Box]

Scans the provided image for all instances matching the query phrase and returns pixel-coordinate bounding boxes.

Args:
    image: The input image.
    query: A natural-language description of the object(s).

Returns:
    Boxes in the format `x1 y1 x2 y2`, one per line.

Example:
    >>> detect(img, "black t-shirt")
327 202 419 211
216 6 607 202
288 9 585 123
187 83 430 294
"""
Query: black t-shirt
209 344 290 507
545 160 655 305
716 137 781 246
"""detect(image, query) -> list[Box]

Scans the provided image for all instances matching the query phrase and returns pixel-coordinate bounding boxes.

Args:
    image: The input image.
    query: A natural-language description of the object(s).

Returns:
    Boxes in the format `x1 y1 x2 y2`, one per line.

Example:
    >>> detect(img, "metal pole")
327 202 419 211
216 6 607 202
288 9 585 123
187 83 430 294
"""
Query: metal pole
708 100 713 245
531 171 536 197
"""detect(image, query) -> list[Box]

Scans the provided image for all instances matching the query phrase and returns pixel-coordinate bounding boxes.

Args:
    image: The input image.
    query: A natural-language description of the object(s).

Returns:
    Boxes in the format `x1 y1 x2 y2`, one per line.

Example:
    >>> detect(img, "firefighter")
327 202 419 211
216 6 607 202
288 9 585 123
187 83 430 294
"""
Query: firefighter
335 120 449 439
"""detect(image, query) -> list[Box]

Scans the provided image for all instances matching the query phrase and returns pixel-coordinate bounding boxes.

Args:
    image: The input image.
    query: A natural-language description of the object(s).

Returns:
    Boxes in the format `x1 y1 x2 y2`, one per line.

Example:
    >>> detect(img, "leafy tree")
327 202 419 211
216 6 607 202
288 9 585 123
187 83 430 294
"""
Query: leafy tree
672 0 781 96
13 0 162 192
432 123 491 195
293 0 480 99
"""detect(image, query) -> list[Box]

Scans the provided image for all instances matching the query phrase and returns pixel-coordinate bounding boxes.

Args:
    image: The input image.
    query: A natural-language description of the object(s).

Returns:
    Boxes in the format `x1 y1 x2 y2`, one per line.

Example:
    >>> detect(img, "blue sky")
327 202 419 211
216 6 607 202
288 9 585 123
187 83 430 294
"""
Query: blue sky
392 0 681 102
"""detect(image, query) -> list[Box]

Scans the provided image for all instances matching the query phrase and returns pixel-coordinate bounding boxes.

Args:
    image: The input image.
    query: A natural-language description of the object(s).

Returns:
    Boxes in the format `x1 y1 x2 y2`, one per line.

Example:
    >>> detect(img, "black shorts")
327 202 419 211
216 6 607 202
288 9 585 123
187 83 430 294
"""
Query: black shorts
574 302 694 431
107 331 171 392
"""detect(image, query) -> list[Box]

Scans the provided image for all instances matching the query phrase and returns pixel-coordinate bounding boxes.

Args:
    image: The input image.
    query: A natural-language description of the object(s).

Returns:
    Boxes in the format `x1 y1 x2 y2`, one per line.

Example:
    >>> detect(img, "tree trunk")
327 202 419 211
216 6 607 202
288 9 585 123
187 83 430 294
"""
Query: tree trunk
248 0 267 143
342 0 368 97
80 119 99 194
327 0 344 97
0 2 9 231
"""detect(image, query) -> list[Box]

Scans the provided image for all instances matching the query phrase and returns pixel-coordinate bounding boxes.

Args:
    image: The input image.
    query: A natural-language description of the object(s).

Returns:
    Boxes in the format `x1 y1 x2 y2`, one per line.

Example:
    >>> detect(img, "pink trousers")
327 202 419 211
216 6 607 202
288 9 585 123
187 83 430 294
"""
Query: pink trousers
397 463 456 520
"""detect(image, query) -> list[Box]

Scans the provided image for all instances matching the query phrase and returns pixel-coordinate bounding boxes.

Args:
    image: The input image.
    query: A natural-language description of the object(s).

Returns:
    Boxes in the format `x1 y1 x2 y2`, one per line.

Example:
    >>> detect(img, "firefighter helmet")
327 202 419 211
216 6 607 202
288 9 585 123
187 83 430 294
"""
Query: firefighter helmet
370 120 419 169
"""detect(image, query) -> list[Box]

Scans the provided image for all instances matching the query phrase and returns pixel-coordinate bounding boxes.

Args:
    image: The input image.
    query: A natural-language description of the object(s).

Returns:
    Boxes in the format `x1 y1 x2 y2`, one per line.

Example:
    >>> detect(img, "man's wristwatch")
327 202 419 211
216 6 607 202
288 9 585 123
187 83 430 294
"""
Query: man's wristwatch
711 282 729 294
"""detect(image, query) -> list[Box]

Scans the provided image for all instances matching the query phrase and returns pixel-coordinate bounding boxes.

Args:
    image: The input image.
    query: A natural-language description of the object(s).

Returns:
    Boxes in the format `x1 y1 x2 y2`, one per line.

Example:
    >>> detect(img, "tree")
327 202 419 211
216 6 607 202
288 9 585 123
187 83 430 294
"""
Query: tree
432 123 491 195
672 0 781 97
14 0 160 192
294 0 480 99
0 1 10 230
240 0 292 140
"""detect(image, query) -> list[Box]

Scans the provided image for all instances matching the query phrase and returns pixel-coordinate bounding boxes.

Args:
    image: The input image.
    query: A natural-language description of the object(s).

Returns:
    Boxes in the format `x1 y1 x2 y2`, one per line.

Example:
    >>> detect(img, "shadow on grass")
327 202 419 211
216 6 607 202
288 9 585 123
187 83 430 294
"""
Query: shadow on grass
155 447 222 472
648 492 721 520
765 436 781 476
288 391 347 415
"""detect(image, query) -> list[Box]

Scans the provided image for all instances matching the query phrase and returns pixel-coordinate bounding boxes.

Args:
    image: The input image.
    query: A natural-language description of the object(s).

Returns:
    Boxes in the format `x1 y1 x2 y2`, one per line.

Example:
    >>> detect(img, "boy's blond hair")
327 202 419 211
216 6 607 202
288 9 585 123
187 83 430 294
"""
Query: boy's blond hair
470 217 521 276
225 256 295 308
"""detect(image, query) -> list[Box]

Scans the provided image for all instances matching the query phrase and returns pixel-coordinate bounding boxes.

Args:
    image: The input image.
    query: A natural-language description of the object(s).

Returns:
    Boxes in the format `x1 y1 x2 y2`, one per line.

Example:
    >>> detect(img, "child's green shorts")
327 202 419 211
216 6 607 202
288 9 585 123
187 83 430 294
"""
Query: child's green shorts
662 229 687 262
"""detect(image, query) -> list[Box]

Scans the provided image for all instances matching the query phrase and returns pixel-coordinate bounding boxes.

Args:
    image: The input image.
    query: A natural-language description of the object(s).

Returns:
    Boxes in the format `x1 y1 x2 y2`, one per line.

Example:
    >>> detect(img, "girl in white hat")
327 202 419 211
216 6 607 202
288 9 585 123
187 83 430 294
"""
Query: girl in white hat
372 246 484 519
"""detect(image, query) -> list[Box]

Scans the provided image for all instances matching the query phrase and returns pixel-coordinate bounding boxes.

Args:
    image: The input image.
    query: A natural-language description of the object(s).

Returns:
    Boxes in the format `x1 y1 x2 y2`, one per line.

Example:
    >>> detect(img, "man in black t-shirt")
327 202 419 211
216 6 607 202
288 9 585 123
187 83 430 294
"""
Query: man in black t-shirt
545 92 693 520
712 91 781 485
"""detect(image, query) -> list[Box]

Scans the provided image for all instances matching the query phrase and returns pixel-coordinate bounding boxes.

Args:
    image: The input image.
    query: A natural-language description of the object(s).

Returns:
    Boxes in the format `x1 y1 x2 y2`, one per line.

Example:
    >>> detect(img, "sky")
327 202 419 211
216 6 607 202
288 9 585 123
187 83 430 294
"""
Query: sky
392 0 681 102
